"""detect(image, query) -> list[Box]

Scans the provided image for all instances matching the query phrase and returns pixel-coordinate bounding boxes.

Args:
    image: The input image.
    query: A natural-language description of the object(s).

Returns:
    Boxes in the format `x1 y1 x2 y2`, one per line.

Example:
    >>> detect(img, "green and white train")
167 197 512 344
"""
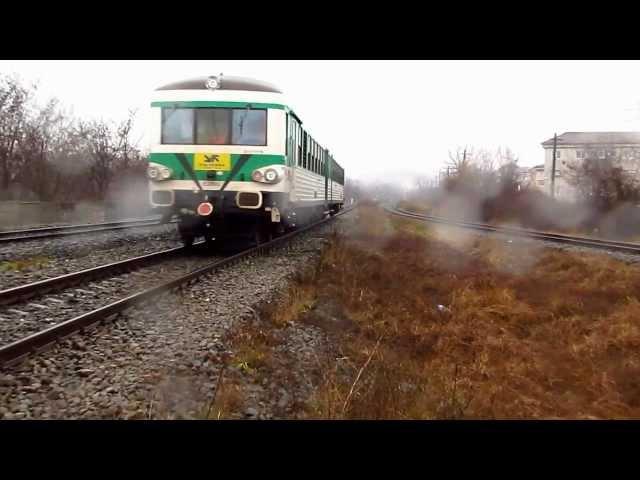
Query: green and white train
147 74 345 247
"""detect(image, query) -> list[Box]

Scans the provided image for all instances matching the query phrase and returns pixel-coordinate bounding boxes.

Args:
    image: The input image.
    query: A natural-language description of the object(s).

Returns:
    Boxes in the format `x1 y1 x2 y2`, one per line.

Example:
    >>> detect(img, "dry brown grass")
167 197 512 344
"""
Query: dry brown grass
200 328 275 419
0 256 50 272
299 205 640 419
267 281 317 327
203 377 245 420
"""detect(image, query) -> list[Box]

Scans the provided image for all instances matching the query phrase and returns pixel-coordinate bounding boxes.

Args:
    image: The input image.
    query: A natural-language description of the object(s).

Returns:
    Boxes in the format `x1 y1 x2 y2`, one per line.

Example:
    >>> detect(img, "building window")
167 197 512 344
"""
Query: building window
598 150 605 159
576 150 584 159
556 150 561 159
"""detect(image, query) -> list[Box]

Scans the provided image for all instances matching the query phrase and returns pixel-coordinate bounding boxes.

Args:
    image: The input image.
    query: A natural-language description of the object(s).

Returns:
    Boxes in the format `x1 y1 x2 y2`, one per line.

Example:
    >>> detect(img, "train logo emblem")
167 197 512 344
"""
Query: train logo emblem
194 153 231 171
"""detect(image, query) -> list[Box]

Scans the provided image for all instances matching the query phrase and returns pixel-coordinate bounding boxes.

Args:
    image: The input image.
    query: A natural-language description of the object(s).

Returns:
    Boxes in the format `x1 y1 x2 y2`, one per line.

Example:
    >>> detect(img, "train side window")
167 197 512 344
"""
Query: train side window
314 144 318 173
294 122 298 166
297 125 302 167
291 120 295 165
305 132 309 170
302 131 307 169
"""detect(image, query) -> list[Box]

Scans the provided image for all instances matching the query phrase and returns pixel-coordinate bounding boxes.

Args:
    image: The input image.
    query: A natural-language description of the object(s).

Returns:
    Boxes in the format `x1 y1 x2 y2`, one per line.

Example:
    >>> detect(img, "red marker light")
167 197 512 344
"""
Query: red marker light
197 202 214 216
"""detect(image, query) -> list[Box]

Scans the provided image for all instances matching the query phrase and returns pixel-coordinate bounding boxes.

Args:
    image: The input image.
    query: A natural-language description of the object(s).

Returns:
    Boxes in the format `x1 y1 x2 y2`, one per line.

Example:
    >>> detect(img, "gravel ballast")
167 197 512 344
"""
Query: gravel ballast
0 215 349 419
0 249 224 346
0 224 181 291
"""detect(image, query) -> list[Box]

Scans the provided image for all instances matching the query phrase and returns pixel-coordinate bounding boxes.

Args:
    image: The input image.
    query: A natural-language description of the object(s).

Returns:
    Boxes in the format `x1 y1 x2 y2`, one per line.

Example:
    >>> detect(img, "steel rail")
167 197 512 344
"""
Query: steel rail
389 207 640 254
0 208 352 367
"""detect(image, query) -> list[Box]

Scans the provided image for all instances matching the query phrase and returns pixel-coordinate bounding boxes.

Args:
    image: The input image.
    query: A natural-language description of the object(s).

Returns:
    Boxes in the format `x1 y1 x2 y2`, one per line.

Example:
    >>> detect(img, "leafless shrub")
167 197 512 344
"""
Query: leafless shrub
0 73 147 204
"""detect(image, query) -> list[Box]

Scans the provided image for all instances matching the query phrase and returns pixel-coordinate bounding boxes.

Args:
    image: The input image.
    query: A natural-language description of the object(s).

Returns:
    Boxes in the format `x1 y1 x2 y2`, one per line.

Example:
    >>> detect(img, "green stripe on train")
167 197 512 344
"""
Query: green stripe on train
149 153 286 182
150 101 287 110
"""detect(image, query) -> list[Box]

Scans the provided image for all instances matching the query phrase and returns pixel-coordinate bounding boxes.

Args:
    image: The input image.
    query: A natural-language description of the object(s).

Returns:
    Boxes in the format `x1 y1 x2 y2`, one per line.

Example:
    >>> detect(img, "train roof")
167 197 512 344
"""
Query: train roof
155 75 282 93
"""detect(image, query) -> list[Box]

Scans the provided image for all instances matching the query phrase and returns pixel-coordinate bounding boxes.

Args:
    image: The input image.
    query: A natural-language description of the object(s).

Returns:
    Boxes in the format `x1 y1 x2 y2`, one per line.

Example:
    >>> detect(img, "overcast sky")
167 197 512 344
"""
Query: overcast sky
2 60 640 187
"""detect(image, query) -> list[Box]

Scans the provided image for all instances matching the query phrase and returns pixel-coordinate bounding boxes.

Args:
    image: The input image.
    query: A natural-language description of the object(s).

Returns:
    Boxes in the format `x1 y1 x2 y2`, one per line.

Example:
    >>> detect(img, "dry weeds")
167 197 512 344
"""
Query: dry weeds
0 256 50 272
296 205 640 419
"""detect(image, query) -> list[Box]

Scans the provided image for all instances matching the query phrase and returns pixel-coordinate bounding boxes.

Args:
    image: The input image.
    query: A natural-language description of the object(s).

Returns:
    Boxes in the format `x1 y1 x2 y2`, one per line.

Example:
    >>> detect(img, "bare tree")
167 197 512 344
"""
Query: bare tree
565 149 640 213
0 74 147 206
80 119 118 200
17 98 67 201
115 109 145 173
0 75 34 197
444 146 499 196
446 146 472 177
494 146 521 195
414 175 433 192
49 110 91 202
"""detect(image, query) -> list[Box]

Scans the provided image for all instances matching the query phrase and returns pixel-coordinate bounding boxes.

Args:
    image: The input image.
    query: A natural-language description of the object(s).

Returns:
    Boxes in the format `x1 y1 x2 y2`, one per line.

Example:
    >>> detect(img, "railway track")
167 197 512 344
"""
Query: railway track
0 209 350 368
388 206 640 255
0 217 175 244
0 245 189 306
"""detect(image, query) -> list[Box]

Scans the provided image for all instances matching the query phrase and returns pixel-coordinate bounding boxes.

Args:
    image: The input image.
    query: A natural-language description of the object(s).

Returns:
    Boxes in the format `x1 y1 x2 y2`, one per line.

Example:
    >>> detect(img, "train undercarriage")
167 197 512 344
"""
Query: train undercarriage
155 190 342 249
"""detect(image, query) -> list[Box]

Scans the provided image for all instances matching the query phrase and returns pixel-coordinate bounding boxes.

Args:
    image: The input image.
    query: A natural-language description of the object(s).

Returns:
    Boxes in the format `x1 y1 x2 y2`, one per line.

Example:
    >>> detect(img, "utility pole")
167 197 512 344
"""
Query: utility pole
550 133 557 198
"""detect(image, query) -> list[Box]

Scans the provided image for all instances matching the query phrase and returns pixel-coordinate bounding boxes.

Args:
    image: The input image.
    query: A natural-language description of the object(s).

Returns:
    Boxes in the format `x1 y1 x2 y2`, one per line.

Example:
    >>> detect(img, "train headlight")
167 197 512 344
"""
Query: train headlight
251 166 284 184
147 165 159 180
206 76 220 90
264 169 278 183
159 165 172 180
147 163 172 181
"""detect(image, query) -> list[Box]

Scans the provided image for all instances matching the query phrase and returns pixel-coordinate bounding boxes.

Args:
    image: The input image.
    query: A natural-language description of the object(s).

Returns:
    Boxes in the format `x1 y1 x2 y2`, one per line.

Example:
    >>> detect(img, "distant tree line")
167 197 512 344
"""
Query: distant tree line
404 146 523 208
0 73 146 203
441 146 522 197
400 144 640 237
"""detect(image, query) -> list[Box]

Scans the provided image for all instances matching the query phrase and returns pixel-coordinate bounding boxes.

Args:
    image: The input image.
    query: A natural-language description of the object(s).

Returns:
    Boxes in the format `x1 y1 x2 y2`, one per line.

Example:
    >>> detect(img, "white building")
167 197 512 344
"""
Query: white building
526 164 545 191
541 132 640 201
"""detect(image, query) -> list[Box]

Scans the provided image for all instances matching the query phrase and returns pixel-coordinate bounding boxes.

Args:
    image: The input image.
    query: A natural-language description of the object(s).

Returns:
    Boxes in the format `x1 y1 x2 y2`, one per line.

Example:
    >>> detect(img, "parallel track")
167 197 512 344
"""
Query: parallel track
0 217 174 244
0 209 350 367
388 206 640 255
0 245 189 306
